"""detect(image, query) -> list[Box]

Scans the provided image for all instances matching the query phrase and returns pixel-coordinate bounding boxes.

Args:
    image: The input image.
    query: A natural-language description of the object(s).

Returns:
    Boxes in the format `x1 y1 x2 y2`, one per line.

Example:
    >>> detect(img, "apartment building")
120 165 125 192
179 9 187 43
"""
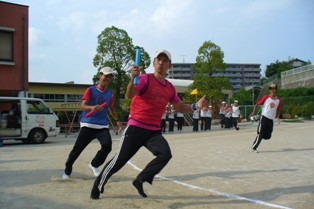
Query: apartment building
169 63 261 91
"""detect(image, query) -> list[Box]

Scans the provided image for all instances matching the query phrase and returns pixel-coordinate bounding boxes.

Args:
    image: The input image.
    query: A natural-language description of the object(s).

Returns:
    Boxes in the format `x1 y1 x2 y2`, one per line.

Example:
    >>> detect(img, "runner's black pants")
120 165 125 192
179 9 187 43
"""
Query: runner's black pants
65 127 112 175
252 116 273 150
94 125 172 193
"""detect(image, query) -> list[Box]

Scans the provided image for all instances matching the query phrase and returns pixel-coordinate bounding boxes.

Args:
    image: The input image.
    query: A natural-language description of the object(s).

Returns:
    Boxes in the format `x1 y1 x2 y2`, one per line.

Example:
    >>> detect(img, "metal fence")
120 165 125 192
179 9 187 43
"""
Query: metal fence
281 64 314 77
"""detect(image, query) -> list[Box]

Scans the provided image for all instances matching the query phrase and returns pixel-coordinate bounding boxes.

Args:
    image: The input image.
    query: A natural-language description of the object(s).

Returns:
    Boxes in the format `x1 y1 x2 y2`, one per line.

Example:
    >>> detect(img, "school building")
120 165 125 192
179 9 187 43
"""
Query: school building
0 1 29 97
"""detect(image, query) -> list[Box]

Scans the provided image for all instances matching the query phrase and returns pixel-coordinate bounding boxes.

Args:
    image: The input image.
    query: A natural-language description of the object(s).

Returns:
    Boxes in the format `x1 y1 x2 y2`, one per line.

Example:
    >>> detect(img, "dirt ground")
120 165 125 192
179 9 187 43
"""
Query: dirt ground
1 121 313 209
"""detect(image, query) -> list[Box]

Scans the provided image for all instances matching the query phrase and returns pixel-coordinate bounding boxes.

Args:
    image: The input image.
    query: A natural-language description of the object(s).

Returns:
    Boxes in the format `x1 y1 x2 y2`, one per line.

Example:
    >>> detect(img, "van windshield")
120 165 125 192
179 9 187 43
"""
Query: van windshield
27 101 51 114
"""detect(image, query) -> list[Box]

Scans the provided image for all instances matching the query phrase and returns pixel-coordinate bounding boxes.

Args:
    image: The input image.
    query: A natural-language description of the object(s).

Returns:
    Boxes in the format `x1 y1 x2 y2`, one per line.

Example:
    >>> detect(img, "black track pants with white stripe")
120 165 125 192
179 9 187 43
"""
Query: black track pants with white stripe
251 115 273 150
93 125 172 193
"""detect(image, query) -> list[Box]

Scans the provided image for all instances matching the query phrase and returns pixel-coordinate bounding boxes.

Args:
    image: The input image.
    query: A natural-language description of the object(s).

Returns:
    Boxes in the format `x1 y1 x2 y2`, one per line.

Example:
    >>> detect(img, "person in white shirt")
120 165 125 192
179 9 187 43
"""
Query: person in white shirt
207 106 212 130
176 111 184 132
219 101 226 128
231 100 240 130
167 105 175 133
249 83 282 153
161 107 167 133
200 107 209 131
224 104 232 129
192 109 200 132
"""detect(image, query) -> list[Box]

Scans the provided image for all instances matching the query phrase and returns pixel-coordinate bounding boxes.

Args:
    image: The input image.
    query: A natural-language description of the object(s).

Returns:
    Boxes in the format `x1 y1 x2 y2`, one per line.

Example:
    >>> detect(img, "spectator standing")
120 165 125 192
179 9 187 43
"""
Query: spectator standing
219 101 226 128
200 107 210 131
231 100 240 130
160 107 167 133
224 104 232 129
192 109 200 132
207 105 213 130
176 111 184 132
167 105 175 133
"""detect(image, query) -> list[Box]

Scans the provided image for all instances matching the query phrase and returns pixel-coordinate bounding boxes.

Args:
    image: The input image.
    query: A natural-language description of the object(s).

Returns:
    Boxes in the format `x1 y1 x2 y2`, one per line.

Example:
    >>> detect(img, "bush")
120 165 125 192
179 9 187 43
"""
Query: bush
283 102 314 119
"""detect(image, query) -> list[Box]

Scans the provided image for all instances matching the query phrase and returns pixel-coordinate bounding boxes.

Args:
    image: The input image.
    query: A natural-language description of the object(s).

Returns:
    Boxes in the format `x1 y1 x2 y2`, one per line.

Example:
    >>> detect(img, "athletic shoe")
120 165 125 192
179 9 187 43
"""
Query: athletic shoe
236 127 239 131
132 179 147 198
64 163 72 177
62 173 70 179
90 185 100 199
89 163 100 177
251 149 258 153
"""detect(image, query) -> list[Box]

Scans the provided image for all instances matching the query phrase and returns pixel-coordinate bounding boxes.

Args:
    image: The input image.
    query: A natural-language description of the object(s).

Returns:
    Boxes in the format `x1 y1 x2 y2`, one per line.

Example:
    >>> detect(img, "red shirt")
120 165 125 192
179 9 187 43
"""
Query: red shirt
128 74 180 130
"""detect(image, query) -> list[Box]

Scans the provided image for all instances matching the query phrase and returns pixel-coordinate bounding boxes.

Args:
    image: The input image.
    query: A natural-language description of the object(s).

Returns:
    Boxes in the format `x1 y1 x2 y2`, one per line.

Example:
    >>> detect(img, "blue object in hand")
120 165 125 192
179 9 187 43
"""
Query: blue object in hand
134 48 141 85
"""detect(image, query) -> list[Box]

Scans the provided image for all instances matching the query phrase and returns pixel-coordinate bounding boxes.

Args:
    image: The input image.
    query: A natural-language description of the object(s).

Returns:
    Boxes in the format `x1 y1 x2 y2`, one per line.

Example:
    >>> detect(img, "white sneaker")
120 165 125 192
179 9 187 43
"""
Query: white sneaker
62 173 70 179
89 163 100 177
251 149 258 153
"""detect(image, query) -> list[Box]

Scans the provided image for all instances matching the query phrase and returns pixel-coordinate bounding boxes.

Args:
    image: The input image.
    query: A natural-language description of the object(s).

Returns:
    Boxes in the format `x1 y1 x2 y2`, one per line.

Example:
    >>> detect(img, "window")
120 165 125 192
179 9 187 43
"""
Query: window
0 27 15 62
32 93 66 102
66 94 82 102
27 101 51 114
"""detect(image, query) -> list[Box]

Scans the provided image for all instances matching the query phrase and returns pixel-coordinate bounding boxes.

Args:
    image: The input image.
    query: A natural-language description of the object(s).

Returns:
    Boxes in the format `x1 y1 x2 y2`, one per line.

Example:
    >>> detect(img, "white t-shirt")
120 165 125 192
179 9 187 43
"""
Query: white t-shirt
219 105 226 114
232 106 240 117
201 109 211 117
258 96 282 120
225 108 231 118
176 112 184 117
162 111 167 119
192 110 199 119
168 109 175 119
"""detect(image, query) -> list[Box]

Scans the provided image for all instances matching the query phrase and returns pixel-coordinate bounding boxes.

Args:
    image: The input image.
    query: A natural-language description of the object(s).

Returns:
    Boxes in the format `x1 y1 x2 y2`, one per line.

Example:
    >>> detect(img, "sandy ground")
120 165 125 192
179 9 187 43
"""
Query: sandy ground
1 121 313 209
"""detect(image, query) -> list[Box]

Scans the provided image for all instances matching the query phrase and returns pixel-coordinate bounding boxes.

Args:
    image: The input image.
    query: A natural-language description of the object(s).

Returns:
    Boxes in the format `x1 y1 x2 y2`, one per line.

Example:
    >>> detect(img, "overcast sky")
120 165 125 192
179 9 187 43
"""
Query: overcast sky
6 0 314 84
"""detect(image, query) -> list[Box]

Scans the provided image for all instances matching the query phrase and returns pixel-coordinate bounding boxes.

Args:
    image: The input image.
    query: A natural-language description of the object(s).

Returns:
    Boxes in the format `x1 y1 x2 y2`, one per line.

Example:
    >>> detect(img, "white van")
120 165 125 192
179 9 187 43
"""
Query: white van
0 97 60 144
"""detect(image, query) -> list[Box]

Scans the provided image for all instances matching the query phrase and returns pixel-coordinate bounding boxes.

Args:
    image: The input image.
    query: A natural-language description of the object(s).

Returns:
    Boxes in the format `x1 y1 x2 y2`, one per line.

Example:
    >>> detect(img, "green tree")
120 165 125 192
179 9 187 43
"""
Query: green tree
232 87 262 106
260 77 268 85
92 26 150 110
265 60 292 78
232 88 252 105
192 75 232 99
190 40 232 102
265 58 310 78
193 40 226 75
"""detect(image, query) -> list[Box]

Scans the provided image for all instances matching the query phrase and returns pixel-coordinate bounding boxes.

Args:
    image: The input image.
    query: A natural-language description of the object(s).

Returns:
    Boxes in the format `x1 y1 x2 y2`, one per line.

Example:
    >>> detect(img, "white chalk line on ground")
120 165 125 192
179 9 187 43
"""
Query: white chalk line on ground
127 161 292 209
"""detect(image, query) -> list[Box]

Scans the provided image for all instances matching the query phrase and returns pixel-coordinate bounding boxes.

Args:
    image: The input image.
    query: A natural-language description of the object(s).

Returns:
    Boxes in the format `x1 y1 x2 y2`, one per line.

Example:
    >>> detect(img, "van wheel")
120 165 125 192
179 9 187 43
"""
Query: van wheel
29 129 47 144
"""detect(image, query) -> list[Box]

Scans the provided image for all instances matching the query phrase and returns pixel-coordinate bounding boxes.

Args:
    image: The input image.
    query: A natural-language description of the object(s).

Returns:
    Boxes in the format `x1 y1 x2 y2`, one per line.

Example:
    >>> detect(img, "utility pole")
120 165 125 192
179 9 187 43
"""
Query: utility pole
180 55 186 63
180 55 186 79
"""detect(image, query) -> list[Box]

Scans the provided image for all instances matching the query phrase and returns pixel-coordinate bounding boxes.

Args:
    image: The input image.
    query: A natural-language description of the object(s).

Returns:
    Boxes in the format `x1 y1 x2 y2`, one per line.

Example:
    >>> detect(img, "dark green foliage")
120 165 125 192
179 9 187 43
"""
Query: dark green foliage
186 40 232 104
92 26 150 113
193 41 226 76
265 59 310 78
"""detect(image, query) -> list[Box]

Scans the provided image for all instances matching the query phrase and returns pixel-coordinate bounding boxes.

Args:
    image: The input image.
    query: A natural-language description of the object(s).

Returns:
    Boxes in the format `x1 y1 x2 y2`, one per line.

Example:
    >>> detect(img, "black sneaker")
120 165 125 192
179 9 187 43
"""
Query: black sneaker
132 179 147 198
64 162 72 176
90 185 100 200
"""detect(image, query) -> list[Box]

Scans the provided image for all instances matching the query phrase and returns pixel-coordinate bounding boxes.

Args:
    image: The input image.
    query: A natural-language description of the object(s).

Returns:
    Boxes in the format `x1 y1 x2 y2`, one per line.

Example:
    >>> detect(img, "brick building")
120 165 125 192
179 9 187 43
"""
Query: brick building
0 1 29 97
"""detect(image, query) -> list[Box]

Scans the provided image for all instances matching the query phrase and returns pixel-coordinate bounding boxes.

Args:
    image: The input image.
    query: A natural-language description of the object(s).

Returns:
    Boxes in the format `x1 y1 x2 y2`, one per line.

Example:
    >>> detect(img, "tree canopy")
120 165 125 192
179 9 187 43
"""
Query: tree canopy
92 26 150 110
193 41 226 76
265 58 310 78
189 40 232 103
